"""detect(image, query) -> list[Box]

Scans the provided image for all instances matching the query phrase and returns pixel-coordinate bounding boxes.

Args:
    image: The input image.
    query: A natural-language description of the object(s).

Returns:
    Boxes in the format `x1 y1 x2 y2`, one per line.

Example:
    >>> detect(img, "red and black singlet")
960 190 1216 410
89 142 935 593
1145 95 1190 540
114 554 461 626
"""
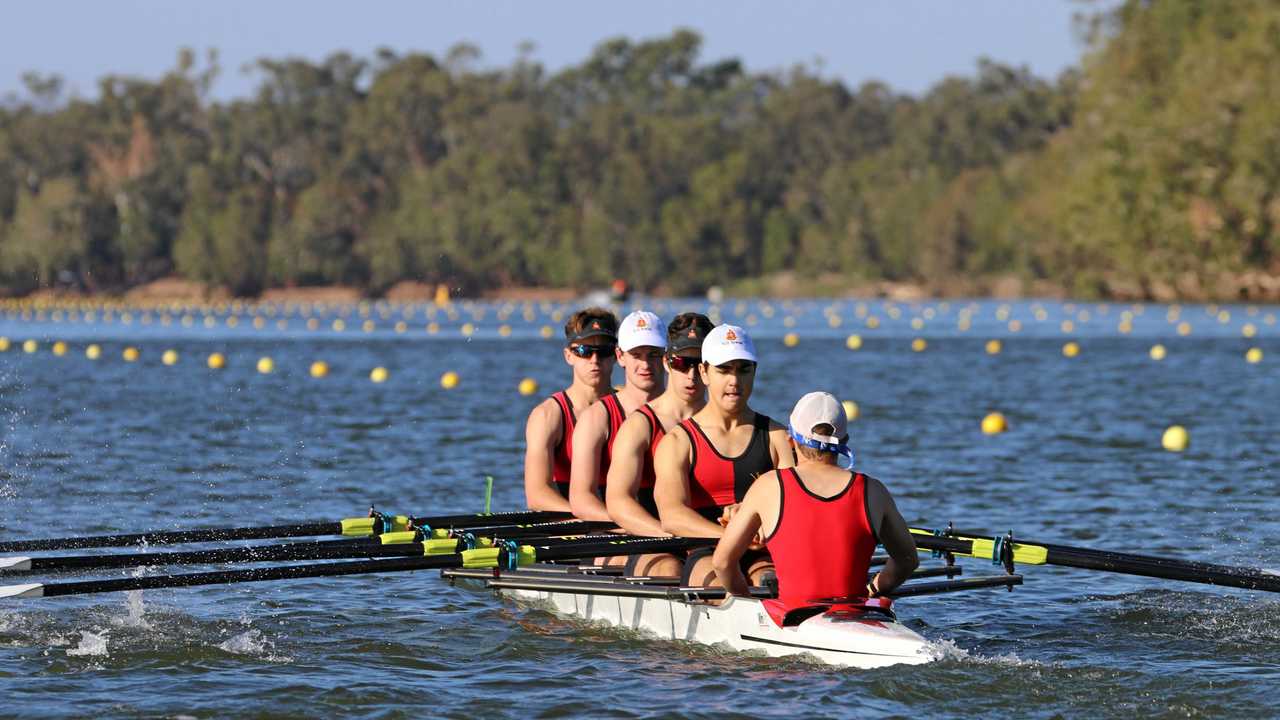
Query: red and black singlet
763 468 878 611
679 412 775 512
632 404 666 515
598 392 627 488
549 391 577 497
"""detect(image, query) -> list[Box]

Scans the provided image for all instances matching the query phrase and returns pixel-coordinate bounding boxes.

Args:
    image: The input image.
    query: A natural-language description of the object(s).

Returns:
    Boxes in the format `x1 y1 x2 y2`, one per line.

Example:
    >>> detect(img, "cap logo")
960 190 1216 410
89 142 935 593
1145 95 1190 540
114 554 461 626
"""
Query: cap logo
687 330 696 338
591 321 600 329
636 317 647 328
724 329 738 341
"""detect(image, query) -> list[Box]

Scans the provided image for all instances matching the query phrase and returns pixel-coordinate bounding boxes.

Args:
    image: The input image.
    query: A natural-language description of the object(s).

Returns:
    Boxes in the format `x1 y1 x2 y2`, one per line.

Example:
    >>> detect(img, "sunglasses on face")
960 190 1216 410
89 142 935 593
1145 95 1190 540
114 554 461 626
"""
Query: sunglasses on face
667 354 702 372
569 343 616 359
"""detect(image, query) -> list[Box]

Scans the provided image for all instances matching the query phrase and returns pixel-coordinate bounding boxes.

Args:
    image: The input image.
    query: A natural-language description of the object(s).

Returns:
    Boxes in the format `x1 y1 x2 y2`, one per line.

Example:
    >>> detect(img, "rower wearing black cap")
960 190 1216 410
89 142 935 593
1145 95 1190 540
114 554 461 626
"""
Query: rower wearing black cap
523 308 619 512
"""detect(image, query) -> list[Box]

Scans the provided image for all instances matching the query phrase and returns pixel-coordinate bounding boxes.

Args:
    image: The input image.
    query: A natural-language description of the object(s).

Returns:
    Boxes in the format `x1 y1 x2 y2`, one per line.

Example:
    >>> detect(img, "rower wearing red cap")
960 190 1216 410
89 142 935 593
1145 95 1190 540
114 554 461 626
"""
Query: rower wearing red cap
713 391 918 619
567 311 667 522
523 308 619 512
654 323 794 587
605 312 714 577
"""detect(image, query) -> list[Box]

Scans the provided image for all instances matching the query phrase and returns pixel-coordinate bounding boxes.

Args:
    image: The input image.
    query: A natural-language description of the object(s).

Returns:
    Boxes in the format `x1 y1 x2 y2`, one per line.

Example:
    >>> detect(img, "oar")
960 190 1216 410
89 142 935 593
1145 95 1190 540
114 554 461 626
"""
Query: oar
911 526 1280 593
0 509 571 553
0 536 714 599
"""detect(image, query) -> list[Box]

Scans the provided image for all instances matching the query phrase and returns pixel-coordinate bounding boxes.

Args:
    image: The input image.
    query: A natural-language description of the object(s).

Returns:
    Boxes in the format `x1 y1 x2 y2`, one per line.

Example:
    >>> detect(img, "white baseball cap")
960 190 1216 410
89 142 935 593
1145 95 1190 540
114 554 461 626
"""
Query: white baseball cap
702 324 758 367
788 391 852 458
618 311 667 352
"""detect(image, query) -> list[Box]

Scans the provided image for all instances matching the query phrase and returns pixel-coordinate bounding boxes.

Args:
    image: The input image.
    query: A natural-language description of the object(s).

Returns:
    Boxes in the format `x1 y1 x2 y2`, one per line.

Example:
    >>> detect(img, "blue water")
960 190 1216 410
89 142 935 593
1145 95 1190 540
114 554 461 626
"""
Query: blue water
0 298 1277 718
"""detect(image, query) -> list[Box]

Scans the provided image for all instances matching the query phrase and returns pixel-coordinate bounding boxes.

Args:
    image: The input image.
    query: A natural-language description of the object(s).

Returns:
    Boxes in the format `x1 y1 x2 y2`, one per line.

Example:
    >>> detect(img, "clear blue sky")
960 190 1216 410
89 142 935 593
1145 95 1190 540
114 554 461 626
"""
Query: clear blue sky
2 0 1108 102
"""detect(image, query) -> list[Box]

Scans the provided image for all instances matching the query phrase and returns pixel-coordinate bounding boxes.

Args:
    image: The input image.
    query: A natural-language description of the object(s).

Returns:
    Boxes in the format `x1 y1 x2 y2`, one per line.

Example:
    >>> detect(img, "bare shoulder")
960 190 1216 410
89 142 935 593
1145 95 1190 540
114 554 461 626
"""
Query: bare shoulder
655 423 692 456
744 469 781 501
526 397 562 432
575 400 608 432
613 411 649 445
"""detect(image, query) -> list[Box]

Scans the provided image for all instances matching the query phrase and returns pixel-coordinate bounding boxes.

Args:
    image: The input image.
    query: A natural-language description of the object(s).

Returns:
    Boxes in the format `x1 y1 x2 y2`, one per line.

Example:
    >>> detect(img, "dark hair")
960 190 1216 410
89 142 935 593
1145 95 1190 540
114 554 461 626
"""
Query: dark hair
667 312 714 344
564 307 618 341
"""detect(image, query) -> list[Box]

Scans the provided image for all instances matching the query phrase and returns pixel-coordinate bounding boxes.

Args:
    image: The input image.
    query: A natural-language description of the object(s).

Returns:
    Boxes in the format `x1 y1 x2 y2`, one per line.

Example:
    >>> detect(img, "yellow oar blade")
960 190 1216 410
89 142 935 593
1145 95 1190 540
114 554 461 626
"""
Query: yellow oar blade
910 528 1048 565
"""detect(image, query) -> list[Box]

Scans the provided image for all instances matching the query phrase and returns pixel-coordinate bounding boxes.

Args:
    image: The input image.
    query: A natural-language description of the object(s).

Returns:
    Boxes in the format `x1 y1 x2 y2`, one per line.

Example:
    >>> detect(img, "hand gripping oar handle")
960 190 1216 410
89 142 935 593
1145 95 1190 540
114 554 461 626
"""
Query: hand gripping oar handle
911 527 1280 594
0 510 573 553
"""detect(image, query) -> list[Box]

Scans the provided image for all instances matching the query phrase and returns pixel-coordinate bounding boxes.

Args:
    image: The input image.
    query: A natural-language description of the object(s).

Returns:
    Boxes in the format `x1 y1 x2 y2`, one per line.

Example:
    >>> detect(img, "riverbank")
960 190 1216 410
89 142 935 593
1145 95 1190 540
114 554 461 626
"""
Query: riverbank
8 269 1280 307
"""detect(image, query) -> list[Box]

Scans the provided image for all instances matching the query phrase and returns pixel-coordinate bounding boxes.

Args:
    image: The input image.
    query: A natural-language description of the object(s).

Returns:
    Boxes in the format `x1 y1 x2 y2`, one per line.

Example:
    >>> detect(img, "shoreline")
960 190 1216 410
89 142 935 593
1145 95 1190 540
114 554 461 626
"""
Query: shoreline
6 271 1280 306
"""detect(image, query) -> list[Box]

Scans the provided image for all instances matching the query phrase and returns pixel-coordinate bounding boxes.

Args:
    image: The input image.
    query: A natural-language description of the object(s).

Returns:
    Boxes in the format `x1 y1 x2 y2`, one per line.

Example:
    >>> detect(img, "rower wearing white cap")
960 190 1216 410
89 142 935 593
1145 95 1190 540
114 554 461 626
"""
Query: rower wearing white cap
524 308 620 512
605 312 714 577
654 324 793 587
712 392 918 617
568 310 667 522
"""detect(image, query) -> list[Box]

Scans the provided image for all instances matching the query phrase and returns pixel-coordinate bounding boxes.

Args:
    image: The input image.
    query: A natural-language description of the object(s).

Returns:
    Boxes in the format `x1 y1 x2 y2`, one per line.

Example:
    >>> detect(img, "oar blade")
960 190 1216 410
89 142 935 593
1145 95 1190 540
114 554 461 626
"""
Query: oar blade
0 582 44 599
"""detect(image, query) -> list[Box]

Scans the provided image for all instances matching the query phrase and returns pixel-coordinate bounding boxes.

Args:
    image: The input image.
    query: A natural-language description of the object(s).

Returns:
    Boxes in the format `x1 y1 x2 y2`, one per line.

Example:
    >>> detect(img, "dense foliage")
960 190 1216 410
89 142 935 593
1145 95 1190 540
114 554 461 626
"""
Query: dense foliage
1 1 1277 299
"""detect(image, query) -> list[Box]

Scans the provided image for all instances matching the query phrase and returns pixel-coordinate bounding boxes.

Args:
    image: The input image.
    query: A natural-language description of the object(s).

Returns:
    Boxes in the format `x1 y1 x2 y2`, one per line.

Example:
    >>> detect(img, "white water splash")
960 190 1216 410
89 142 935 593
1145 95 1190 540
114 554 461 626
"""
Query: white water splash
217 628 290 663
923 637 1039 667
66 629 109 657
112 589 151 629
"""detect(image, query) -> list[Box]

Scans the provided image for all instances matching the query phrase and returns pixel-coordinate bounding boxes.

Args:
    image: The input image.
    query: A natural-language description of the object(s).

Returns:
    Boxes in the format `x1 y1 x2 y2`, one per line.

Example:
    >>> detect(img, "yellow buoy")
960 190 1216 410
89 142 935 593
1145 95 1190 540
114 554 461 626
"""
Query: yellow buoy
256 357 274 374
1060 320 1075 333
306 318 319 331
310 361 329 378
0 337 9 352
52 341 68 356
845 334 863 350
1176 321 1192 336
518 377 539 396
161 349 179 366
370 366 389 383
911 338 927 352
1007 320 1022 332
841 400 859 422
1062 341 1080 358
1149 344 1167 361
122 347 140 362
540 325 554 339
1241 323 1257 338
1245 347 1263 364
394 321 408 334
441 371 460 389
22 339 38 353
427 322 440 335
827 315 842 328
207 352 226 370
461 322 476 337
783 332 800 348
981 412 1008 435
332 319 346 332
985 339 1002 355
85 344 101 360
866 316 880 329
1161 425 1189 452
910 317 924 330
362 320 376 333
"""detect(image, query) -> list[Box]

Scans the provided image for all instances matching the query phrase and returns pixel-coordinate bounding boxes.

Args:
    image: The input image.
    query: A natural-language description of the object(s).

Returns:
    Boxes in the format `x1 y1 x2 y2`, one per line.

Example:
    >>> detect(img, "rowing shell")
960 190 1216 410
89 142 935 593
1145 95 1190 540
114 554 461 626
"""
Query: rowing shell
446 565 936 669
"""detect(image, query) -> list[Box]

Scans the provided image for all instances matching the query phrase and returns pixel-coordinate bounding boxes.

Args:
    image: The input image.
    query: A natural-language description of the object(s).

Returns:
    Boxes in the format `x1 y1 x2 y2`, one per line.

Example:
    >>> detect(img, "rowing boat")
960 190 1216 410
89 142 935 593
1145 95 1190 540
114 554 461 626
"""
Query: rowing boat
446 564 970 669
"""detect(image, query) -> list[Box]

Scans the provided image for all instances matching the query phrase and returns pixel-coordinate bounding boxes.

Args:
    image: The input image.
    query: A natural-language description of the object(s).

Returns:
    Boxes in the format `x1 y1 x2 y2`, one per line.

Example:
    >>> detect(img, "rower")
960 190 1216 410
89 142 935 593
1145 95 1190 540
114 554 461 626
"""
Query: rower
523 308 619 512
568 311 667 521
653 324 793 587
605 312 714 577
712 391 919 616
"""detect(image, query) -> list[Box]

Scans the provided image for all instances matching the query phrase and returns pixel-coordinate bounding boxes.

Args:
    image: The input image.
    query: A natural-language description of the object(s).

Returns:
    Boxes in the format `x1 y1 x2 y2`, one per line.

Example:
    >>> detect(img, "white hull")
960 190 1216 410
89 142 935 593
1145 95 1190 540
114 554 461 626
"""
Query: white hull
453 569 935 669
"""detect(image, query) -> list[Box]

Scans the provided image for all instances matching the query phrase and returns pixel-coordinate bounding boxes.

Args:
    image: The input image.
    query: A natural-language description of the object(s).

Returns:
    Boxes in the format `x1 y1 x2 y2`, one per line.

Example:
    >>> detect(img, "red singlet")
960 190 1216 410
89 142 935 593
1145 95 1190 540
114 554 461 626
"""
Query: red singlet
763 468 878 610
678 412 774 511
598 392 627 488
549 392 577 496
635 404 665 490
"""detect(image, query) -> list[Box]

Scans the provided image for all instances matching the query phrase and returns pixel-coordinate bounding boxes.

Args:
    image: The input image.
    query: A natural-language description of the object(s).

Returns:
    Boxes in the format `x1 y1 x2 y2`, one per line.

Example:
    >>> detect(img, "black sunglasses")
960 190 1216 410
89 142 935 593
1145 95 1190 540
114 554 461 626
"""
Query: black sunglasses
667 354 702 372
569 343 616 359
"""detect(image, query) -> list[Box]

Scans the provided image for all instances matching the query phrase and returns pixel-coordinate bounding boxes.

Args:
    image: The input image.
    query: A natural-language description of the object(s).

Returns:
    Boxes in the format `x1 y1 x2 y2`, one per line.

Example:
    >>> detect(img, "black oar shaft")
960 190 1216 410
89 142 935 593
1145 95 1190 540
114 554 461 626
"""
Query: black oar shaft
0 510 573 553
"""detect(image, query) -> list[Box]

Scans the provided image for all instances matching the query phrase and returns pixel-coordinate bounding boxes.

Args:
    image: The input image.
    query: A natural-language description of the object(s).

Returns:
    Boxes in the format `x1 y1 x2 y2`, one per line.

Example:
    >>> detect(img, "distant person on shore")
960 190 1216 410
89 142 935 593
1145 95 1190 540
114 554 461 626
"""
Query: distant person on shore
713 392 918 613
568 311 667 522
523 308 619 512
605 312 714 577
654 324 794 587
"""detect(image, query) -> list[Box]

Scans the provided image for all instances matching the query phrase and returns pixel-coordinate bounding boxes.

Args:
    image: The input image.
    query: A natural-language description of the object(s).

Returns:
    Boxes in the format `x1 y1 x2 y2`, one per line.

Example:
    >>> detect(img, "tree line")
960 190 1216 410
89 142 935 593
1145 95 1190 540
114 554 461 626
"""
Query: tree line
1 0 1277 300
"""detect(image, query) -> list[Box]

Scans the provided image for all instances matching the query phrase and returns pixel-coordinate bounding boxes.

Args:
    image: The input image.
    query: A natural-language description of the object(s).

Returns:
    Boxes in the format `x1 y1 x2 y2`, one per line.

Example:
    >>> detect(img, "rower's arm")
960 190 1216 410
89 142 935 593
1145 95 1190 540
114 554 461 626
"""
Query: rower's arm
865 477 919 595
654 429 725 538
524 400 571 512
712 473 775 597
568 404 613 521
766 422 797 470
605 417 667 537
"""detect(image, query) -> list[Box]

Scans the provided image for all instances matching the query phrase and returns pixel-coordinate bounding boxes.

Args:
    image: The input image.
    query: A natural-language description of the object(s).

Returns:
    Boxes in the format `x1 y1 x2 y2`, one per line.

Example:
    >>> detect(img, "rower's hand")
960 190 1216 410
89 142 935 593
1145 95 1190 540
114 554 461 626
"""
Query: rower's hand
719 504 741 527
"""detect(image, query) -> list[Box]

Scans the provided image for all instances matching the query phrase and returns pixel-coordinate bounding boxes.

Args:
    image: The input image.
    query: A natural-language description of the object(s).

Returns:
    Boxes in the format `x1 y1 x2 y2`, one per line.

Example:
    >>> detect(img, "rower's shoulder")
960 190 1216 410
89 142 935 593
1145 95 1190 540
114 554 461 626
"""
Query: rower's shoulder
527 395 563 427
614 409 651 442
